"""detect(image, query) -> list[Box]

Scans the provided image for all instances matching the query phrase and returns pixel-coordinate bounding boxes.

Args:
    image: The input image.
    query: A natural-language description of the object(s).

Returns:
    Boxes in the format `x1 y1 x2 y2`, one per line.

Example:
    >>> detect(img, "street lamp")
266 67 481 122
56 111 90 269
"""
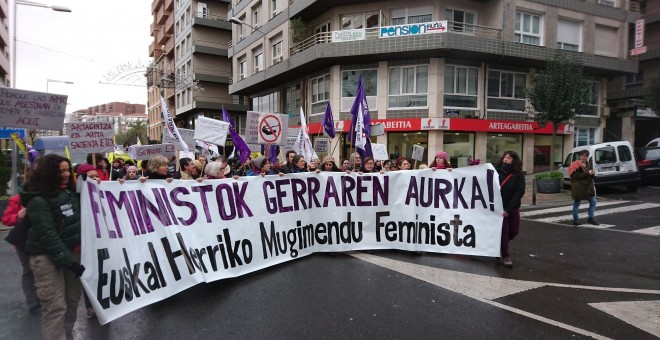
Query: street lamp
12 1 72 88
46 78 74 93
228 16 266 35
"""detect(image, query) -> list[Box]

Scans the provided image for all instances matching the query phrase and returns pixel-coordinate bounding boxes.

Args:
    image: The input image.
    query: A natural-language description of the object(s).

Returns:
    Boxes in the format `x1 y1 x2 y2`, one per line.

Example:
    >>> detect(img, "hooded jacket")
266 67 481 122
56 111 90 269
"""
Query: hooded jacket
20 189 81 267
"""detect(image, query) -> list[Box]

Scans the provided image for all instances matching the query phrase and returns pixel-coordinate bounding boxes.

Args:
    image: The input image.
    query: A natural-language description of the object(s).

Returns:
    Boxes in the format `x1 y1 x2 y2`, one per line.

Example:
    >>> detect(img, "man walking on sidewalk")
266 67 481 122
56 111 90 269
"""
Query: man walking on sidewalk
569 150 598 226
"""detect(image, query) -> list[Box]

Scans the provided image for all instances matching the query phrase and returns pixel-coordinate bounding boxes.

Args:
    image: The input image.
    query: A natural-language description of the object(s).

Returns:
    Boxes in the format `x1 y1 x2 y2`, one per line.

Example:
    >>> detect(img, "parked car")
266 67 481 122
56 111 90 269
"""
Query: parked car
558 141 640 192
645 137 660 147
635 146 660 184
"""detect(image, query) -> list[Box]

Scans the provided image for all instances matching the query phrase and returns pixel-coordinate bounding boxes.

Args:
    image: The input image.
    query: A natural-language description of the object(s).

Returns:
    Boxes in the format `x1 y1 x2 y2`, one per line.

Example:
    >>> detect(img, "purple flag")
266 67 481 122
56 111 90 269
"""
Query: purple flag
321 102 335 138
348 75 372 156
222 106 236 130
229 128 251 164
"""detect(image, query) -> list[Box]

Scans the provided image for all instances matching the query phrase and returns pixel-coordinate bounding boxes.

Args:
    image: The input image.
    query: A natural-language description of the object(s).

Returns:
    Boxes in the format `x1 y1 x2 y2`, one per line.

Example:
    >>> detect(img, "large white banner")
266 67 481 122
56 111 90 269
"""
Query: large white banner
80 165 503 324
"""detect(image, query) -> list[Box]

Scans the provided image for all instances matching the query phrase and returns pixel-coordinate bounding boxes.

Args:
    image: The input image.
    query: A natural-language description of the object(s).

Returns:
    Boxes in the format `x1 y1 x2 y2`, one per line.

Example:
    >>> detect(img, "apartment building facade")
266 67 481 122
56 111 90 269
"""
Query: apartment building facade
228 0 638 173
65 102 147 135
0 0 8 87
607 0 659 147
146 0 248 143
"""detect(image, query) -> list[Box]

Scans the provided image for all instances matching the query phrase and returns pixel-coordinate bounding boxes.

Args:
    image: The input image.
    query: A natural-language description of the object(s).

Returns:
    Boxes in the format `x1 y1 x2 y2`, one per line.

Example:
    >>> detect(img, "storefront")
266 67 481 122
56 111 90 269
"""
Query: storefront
306 118 572 172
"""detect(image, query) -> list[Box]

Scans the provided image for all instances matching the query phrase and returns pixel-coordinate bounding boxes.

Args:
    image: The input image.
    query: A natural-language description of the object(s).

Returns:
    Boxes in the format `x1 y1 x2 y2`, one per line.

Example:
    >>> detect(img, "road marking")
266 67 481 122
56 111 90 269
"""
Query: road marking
632 226 660 236
589 300 660 337
521 201 627 217
532 203 660 223
350 252 660 339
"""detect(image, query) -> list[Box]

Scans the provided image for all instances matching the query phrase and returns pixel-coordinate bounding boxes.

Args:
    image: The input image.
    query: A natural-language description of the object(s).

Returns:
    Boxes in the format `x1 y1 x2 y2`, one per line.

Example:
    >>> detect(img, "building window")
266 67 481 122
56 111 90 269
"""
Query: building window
391 7 432 25
487 70 527 112
444 65 478 108
341 69 377 111
254 52 263 73
574 128 596 147
595 25 618 57
557 18 581 51
388 65 428 108
625 70 643 89
445 9 476 34
271 40 283 65
581 81 599 116
252 1 262 29
515 11 542 46
237 17 245 40
238 58 247 80
598 0 616 7
252 91 279 113
285 83 301 117
311 74 330 115
270 0 279 18
341 12 380 30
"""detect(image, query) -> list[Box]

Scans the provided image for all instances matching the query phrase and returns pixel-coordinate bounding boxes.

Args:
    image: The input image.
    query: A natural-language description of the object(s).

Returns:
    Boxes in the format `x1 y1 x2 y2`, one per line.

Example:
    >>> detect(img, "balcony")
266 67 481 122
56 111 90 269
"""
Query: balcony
156 6 169 25
192 40 229 56
149 41 163 58
194 68 231 84
165 15 174 33
165 0 173 11
192 12 231 30
151 0 163 14
164 87 175 99
150 22 158 37
157 28 170 45
165 39 174 56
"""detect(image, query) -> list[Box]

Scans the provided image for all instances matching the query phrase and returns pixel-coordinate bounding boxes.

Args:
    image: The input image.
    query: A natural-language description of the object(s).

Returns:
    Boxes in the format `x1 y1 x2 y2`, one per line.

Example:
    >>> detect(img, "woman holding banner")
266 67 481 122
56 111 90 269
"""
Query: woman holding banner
20 154 85 340
141 155 174 182
361 157 377 173
289 155 308 173
495 151 525 268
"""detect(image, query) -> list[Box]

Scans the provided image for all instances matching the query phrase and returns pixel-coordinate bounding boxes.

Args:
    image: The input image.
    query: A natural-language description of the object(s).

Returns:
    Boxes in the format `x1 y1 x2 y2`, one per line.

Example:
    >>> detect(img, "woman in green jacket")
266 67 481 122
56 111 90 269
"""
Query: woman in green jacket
20 154 85 340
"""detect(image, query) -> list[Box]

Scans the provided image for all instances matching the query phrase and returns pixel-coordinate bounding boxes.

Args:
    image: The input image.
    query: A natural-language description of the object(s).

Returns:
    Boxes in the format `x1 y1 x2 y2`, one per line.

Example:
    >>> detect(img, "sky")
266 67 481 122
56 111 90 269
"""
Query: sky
15 0 152 114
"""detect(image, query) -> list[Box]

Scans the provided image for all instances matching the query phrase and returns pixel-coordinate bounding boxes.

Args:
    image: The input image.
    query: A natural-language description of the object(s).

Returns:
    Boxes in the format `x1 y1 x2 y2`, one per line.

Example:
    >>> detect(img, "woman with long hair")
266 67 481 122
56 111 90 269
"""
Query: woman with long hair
494 150 525 268
20 154 85 339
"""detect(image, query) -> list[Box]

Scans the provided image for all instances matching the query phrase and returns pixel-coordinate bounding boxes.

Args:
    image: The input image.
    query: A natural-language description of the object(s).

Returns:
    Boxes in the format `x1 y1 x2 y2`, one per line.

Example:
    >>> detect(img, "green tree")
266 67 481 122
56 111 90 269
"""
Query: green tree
526 52 590 169
644 75 660 116
124 120 148 145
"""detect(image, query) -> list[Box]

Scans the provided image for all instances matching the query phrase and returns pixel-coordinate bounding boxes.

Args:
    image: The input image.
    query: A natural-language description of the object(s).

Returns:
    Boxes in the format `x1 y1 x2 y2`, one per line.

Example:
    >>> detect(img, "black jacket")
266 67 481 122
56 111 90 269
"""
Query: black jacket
497 168 525 213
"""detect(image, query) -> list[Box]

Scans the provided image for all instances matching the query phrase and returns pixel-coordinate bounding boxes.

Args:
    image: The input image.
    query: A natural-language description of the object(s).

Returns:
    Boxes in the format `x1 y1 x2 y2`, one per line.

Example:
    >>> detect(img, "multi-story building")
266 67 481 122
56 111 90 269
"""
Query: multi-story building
0 0 9 87
146 0 248 144
228 0 638 173
65 102 147 135
607 0 659 147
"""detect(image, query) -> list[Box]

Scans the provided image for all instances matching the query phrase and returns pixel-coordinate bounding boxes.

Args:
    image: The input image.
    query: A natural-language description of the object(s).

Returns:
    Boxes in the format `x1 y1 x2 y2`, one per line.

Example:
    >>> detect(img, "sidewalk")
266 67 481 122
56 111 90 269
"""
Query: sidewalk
521 174 573 208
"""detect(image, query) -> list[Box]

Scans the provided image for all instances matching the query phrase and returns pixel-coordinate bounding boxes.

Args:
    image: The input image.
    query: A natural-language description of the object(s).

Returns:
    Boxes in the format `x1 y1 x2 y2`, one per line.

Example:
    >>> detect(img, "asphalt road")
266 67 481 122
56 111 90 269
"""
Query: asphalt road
1 186 659 339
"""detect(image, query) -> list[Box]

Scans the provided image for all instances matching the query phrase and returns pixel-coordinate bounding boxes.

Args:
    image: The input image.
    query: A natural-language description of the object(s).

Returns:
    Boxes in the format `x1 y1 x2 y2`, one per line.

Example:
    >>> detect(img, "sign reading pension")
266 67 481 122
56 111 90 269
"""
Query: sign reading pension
66 122 115 153
132 143 176 160
379 21 447 38
79 165 503 324
0 88 67 130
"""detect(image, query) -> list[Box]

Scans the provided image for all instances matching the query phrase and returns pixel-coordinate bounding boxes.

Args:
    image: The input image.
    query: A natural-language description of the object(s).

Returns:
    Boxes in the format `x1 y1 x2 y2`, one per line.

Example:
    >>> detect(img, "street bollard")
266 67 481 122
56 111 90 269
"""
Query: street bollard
532 178 537 205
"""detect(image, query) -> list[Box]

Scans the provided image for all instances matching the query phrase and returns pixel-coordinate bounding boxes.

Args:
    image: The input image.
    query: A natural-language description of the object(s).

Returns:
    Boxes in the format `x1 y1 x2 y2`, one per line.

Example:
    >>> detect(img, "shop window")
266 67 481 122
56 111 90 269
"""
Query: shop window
252 91 279 113
486 133 523 164
387 132 428 165
443 132 475 167
533 135 563 173
285 83 301 120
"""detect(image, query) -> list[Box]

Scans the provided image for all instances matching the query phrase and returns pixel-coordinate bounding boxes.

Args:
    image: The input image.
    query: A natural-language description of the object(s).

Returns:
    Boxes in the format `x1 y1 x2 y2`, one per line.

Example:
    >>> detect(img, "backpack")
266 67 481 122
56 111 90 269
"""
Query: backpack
4 216 30 252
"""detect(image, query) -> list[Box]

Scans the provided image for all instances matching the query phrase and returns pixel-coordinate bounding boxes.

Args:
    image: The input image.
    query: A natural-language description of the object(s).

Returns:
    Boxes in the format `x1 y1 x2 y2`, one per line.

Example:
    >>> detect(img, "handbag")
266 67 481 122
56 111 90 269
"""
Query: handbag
4 216 30 252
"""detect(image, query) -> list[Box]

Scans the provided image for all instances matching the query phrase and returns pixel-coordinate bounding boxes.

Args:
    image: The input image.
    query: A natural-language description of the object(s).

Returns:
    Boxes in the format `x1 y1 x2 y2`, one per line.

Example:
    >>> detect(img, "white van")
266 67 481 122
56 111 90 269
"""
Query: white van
558 141 640 192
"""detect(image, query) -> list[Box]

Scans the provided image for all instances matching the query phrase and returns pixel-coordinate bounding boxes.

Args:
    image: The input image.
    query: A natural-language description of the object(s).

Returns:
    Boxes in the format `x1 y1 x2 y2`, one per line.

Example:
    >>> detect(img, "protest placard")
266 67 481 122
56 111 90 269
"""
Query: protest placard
0 88 67 130
163 128 196 151
79 165 502 324
411 144 425 161
194 116 230 145
371 143 389 160
66 122 115 153
132 143 176 160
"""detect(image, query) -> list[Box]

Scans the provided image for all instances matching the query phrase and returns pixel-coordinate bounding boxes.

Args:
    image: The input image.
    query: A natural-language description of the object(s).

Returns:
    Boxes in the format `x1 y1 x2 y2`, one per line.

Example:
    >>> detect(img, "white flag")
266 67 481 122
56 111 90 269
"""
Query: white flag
354 101 366 150
293 107 314 163
160 96 189 152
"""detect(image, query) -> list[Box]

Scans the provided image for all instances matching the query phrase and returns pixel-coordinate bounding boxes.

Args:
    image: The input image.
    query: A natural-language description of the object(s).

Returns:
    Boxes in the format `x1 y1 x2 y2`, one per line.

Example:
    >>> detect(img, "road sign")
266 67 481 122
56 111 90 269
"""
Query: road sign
258 114 283 144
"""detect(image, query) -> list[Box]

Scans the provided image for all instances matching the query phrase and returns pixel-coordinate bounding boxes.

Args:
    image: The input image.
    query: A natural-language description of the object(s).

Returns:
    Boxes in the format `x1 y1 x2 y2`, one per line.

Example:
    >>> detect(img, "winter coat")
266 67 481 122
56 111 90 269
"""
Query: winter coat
497 168 525 213
1 194 22 227
20 189 81 267
569 161 595 200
